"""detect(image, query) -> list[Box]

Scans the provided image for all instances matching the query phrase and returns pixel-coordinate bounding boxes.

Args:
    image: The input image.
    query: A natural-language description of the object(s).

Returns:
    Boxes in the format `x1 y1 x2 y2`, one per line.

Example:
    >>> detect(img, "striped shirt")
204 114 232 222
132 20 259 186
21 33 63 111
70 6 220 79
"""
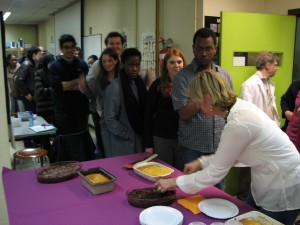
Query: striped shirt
172 59 233 153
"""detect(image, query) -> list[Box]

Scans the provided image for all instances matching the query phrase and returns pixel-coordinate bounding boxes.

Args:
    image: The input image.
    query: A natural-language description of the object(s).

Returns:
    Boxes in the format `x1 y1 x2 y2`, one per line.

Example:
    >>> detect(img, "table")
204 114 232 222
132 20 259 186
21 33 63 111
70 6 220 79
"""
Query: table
13 116 56 140
2 153 253 225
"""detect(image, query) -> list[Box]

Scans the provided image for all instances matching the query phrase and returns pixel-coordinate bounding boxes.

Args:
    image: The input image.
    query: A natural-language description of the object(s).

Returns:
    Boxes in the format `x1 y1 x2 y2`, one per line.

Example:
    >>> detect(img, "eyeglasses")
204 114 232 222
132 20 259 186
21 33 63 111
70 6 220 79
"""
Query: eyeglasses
194 46 215 53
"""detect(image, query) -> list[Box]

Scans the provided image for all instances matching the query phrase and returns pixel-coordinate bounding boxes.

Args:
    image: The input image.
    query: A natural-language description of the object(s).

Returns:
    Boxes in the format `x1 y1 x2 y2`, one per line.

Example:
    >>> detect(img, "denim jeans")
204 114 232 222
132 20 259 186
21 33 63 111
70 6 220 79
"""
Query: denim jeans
178 145 225 190
91 111 105 158
247 191 300 225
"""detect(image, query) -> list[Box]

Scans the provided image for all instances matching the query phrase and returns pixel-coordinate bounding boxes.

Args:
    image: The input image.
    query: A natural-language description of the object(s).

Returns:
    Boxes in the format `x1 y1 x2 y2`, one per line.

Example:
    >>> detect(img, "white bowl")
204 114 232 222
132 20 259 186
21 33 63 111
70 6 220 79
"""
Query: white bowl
133 162 174 182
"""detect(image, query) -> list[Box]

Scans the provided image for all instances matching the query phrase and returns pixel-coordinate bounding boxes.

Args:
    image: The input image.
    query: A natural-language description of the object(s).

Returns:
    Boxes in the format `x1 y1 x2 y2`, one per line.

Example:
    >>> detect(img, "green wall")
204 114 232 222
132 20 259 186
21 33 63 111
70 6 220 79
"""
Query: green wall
220 12 296 195
220 12 296 119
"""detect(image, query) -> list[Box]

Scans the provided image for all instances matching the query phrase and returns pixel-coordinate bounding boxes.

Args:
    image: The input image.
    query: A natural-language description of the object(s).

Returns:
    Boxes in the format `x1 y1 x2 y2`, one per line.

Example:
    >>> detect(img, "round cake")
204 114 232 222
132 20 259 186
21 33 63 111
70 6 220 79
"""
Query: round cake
127 187 176 208
36 161 81 183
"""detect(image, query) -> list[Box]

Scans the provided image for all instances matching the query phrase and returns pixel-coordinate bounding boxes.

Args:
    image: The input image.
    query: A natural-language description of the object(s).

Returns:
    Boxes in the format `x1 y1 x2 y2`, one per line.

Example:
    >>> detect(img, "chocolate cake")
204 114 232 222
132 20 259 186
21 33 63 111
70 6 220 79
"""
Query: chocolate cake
127 187 176 208
36 161 81 183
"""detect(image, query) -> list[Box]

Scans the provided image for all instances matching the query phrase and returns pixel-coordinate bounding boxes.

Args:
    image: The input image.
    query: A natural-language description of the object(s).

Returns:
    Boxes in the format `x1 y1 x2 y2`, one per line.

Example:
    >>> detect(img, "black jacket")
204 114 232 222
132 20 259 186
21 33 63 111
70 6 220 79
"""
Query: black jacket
280 80 300 131
15 58 37 96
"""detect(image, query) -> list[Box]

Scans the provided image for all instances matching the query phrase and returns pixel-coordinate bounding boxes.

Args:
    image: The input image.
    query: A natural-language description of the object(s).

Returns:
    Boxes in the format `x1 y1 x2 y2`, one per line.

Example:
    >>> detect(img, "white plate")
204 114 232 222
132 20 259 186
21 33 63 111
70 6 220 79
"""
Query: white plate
198 198 239 219
139 206 183 225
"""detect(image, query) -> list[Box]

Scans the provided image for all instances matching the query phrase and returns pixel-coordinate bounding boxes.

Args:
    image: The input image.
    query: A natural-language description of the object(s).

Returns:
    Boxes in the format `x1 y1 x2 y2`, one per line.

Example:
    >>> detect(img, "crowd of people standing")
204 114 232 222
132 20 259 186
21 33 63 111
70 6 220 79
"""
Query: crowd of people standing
6 28 300 225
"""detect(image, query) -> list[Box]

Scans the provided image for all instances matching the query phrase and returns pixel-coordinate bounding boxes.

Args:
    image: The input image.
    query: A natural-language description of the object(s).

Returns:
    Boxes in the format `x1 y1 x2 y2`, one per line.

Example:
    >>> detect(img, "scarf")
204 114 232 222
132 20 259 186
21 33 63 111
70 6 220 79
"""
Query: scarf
119 69 148 135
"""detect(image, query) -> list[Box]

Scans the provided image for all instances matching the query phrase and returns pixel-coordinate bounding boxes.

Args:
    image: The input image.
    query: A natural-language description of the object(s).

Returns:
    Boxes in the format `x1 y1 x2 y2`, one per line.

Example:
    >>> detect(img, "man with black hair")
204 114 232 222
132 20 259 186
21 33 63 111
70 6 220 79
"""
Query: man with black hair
49 34 94 162
101 48 148 157
15 46 42 112
172 28 233 189
49 34 89 135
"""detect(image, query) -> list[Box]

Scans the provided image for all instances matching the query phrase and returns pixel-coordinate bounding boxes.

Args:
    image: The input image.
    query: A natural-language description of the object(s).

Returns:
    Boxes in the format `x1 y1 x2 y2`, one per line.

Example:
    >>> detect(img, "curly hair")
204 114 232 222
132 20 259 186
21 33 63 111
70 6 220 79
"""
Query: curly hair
193 28 217 46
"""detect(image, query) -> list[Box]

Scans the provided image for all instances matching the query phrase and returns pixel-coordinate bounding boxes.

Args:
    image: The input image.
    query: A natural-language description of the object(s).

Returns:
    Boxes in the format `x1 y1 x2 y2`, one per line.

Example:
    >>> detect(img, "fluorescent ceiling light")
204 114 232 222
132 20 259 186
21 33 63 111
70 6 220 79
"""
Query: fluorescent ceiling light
4 12 11 21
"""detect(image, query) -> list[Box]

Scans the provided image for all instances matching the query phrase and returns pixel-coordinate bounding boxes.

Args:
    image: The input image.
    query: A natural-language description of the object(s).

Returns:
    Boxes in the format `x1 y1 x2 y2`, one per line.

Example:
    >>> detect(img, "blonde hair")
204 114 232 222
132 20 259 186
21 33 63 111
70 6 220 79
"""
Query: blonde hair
188 70 237 110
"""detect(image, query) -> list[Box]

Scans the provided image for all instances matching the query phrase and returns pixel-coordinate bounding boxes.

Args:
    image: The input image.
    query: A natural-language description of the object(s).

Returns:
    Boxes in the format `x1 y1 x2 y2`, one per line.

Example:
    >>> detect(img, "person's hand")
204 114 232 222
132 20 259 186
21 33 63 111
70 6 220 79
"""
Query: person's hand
145 148 153 154
285 110 293 121
155 178 177 192
183 159 201 174
25 93 33 101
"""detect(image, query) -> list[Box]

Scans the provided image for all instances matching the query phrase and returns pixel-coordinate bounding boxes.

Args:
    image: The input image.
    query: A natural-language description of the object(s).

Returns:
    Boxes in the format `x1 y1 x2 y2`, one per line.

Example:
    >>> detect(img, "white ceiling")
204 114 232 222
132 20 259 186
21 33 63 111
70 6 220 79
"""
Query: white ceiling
0 0 79 25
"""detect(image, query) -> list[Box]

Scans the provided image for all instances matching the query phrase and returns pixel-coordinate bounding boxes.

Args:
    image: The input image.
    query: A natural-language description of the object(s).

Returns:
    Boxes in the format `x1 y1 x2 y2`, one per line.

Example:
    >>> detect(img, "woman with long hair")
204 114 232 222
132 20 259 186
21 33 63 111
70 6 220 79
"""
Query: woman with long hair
84 48 120 158
144 48 186 167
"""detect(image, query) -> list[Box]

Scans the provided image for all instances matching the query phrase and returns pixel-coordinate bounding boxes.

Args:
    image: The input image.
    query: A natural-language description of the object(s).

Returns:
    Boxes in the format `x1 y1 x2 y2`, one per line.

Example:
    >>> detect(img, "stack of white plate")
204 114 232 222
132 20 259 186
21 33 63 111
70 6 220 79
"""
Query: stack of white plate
139 206 183 225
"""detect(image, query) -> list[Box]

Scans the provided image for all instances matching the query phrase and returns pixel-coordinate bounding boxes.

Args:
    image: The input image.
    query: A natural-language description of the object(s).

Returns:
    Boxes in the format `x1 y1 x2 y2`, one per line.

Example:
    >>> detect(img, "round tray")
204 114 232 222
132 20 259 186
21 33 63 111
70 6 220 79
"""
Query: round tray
36 161 81 184
127 186 176 208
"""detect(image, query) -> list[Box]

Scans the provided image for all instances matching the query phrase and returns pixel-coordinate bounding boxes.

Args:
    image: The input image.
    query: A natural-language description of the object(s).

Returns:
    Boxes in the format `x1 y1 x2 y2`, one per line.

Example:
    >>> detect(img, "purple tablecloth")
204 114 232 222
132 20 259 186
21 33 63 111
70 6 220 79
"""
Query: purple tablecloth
2 153 253 225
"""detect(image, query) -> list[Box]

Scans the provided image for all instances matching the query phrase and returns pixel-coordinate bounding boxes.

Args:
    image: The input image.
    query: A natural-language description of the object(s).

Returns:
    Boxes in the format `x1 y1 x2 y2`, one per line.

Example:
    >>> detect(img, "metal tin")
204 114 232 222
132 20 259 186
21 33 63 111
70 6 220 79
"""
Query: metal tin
78 167 116 195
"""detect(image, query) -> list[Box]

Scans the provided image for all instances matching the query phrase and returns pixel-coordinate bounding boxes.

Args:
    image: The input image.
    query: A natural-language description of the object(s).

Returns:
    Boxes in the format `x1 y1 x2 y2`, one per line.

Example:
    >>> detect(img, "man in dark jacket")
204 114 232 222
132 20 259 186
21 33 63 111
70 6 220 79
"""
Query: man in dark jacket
49 34 94 162
49 34 89 134
15 46 42 113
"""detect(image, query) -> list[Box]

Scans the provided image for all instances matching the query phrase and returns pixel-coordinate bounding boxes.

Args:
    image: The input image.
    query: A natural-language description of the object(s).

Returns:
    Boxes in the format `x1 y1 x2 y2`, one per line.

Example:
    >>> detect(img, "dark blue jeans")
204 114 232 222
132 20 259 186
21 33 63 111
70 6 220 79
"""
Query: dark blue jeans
178 145 225 190
91 111 105 158
247 191 300 225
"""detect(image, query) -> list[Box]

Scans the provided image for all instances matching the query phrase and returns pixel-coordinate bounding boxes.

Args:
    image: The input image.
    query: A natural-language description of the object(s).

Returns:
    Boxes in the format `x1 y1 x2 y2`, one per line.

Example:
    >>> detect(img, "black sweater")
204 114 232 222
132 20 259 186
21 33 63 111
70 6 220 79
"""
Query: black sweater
49 57 89 114
144 78 178 148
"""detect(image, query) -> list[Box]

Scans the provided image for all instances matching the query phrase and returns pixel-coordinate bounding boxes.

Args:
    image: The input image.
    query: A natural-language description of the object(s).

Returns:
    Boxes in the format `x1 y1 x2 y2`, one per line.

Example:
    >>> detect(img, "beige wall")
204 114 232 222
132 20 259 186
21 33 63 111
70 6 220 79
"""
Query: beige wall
84 0 138 51
203 0 265 18
264 0 300 14
5 24 38 47
136 0 155 48
5 0 300 59
160 0 203 62
38 16 55 54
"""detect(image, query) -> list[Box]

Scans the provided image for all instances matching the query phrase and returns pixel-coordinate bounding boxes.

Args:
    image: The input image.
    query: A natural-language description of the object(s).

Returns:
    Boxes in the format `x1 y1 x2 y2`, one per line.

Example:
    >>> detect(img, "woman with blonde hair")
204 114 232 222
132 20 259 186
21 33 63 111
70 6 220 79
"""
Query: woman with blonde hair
144 48 186 167
155 70 300 225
